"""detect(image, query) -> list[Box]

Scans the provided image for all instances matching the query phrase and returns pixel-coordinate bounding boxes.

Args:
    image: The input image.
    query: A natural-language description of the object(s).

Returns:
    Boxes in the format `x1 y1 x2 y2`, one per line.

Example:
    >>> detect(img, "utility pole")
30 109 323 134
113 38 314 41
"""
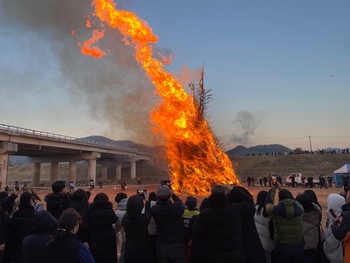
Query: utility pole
309 134 313 153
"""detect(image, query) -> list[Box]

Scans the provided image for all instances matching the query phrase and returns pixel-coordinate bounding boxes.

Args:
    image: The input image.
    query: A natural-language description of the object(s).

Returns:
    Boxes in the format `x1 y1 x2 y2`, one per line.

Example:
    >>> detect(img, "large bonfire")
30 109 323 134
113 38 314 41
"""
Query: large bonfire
79 0 239 195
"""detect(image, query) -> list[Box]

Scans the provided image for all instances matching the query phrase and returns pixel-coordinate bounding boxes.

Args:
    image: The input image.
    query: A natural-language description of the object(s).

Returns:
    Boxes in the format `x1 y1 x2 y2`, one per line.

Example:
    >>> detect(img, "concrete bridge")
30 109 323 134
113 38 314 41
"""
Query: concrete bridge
0 124 153 187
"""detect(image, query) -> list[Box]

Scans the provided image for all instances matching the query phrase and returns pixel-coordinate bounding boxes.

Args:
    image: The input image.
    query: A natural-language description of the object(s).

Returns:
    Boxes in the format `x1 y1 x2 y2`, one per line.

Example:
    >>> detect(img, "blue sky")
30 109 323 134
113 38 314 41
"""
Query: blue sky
0 0 349 151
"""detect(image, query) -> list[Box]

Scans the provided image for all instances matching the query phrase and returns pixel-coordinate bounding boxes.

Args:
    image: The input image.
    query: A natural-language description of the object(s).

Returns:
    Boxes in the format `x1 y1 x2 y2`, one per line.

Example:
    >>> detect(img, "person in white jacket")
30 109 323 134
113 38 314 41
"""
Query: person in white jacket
254 190 274 263
115 192 128 263
323 193 345 263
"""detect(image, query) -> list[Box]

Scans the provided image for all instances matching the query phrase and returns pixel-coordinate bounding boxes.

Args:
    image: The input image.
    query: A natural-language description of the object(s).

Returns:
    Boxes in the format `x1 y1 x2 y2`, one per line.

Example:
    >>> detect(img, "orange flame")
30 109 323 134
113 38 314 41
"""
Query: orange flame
82 0 239 195
78 29 106 58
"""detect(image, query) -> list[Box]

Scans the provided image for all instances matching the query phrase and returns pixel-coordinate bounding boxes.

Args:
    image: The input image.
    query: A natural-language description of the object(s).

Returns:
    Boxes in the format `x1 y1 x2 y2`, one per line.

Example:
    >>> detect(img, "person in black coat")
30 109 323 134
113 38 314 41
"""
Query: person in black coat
151 185 186 263
45 181 70 220
8 191 36 262
68 189 91 244
0 205 9 262
0 190 19 215
185 197 209 263
44 208 95 263
89 193 118 263
228 185 267 263
23 210 58 263
192 185 245 263
122 194 152 263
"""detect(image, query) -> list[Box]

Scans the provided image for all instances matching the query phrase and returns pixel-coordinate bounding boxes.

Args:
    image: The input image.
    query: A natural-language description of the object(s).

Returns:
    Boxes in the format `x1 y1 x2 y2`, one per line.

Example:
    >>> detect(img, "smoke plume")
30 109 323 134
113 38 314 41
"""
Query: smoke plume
231 110 262 145
0 0 164 145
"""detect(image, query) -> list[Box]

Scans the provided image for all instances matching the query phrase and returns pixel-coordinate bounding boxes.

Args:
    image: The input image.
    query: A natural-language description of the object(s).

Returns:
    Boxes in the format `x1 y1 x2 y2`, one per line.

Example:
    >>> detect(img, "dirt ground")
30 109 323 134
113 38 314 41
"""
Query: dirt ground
31 183 342 229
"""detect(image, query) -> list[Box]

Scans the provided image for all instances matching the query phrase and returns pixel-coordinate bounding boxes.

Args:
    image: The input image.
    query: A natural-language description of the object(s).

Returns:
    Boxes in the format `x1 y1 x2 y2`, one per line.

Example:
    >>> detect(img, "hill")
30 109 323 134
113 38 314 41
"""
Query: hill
230 153 350 180
226 144 292 157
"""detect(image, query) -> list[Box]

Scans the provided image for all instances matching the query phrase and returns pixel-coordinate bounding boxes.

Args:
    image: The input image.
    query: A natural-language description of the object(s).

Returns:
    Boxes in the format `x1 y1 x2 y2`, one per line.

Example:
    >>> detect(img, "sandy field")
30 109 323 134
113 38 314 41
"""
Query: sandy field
27 182 343 229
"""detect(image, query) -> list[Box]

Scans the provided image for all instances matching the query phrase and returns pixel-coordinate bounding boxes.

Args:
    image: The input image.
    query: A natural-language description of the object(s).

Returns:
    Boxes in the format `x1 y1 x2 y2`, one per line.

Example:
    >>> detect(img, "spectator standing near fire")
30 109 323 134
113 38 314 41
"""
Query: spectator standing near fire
8 191 36 262
228 185 267 263
45 180 70 221
265 183 305 263
192 185 245 263
23 210 58 263
89 193 119 263
151 185 185 263
295 193 321 263
331 191 350 263
254 190 274 263
67 189 91 244
182 196 200 247
122 194 152 262
323 193 344 263
44 208 95 263
115 192 128 263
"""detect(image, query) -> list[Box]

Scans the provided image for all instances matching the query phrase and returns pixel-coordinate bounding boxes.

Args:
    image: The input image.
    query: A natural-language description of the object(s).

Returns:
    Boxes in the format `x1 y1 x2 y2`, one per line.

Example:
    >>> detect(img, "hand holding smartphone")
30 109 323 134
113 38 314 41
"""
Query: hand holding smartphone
329 208 337 218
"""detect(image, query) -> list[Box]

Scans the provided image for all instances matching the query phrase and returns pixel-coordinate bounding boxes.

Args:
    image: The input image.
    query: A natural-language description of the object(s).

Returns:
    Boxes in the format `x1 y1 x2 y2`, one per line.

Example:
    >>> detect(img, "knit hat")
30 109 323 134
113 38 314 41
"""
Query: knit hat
20 191 32 204
157 185 171 199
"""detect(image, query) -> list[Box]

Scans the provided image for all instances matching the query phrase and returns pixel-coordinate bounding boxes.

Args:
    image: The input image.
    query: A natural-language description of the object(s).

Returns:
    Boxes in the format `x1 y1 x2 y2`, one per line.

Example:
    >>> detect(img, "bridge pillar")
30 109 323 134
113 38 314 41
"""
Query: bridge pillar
32 163 41 187
88 159 97 186
126 157 139 180
101 162 107 181
50 162 59 185
69 161 77 185
130 161 136 179
0 154 9 186
0 142 18 186
115 163 121 181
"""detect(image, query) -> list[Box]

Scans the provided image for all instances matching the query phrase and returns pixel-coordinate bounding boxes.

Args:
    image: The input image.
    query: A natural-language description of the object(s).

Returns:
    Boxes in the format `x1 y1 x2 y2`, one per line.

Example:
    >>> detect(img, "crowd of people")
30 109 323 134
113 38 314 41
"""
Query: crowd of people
1 179 350 263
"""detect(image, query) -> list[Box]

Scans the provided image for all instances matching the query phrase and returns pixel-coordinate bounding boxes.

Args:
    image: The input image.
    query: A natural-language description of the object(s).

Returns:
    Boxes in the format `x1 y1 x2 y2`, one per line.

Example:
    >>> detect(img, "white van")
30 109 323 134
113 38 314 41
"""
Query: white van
285 173 320 187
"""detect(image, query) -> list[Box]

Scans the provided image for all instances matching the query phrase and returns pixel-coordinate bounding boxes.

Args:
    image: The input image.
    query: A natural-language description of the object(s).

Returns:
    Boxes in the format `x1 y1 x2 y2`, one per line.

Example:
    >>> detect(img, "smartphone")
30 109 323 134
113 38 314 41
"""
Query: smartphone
15 180 20 191
69 181 75 188
329 208 337 218
136 189 147 199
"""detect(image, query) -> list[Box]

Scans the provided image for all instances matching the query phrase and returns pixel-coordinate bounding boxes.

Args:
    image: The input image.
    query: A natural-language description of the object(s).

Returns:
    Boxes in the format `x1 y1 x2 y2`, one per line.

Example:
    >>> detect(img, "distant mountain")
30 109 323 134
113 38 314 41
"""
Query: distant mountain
79 135 154 152
226 144 292 157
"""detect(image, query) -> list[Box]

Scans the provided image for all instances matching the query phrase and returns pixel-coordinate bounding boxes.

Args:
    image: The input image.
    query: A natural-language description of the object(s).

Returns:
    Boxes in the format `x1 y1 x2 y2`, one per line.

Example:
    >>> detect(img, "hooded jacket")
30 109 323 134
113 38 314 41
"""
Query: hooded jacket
89 200 118 263
151 193 185 245
45 192 70 220
68 199 91 244
266 188 304 257
254 204 274 252
323 193 344 263
192 192 245 263
116 198 127 243
122 196 151 250
23 211 58 263
332 202 350 263
302 207 321 250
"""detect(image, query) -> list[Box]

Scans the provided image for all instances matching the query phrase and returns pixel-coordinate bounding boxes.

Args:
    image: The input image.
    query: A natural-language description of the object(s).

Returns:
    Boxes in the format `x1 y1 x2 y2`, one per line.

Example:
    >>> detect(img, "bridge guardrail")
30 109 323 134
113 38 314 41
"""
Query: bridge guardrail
0 123 143 154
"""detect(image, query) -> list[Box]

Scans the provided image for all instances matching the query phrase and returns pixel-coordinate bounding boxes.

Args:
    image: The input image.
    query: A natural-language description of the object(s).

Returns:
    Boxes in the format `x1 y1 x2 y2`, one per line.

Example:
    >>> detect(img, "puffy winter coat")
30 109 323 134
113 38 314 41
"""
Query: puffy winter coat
254 205 274 252
89 200 118 263
324 193 344 263
332 202 350 263
192 192 245 263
